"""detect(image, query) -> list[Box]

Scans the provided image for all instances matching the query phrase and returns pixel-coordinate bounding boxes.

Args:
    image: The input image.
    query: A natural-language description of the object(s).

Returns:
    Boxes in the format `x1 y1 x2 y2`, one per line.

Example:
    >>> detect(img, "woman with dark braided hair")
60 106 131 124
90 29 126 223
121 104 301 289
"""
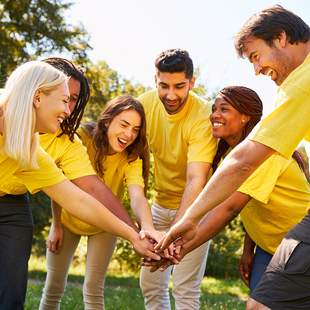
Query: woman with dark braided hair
44 57 90 141
146 86 309 292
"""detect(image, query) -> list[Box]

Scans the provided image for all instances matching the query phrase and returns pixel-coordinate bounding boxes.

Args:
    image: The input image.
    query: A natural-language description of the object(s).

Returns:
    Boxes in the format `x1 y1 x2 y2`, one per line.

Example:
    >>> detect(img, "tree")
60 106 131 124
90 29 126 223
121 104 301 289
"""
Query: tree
83 60 149 121
0 0 90 86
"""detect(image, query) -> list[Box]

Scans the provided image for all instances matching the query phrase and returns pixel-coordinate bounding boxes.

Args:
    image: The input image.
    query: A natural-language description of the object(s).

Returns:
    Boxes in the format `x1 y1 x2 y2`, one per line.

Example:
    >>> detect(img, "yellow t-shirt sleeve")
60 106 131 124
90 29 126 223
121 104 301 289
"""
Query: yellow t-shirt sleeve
124 157 144 187
238 155 289 203
187 106 217 164
16 147 66 194
57 134 95 180
250 86 310 159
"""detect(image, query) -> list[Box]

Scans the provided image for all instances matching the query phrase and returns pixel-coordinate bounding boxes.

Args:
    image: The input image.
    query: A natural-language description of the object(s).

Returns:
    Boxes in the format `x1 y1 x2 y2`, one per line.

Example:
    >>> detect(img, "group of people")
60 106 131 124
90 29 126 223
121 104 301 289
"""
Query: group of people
0 4 309 310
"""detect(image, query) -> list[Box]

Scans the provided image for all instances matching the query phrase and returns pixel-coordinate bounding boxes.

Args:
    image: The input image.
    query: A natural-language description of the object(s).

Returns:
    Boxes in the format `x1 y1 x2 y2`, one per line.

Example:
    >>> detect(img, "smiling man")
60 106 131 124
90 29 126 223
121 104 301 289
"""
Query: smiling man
157 6 310 310
138 49 217 310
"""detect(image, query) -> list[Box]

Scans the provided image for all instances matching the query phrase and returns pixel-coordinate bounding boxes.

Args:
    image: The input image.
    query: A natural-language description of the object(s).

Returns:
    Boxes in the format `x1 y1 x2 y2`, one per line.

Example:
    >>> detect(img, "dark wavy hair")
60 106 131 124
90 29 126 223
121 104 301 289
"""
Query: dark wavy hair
83 95 149 191
212 86 308 179
235 5 310 57
43 57 90 141
155 49 194 79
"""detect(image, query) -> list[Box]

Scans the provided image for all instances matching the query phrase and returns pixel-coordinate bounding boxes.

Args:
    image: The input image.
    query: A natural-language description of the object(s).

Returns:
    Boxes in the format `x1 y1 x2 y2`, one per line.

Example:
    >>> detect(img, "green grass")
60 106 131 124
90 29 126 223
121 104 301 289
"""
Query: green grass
26 256 248 309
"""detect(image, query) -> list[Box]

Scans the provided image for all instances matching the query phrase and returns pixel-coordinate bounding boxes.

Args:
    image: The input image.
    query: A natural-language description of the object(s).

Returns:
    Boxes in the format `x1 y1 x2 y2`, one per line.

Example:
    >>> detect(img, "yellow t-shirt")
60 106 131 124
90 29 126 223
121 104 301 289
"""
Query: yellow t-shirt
138 90 217 209
0 136 66 195
239 154 310 254
39 131 95 180
250 52 310 159
61 125 144 235
8 130 96 194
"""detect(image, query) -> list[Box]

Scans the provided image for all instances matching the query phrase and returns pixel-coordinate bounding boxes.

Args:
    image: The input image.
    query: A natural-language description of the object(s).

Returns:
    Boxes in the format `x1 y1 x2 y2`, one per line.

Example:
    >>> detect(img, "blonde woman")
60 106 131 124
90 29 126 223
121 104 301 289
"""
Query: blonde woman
0 61 159 309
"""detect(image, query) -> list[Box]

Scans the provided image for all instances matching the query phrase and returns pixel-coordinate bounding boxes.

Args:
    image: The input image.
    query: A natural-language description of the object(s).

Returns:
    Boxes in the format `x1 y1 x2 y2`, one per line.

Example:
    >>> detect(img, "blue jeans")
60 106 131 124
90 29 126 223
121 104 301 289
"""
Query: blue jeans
0 194 33 309
249 245 273 292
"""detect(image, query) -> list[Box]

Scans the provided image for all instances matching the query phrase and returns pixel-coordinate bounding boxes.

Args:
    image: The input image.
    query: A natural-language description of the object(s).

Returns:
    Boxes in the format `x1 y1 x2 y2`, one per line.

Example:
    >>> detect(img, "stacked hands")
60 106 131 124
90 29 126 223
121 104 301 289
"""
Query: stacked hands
138 217 199 272
47 217 198 273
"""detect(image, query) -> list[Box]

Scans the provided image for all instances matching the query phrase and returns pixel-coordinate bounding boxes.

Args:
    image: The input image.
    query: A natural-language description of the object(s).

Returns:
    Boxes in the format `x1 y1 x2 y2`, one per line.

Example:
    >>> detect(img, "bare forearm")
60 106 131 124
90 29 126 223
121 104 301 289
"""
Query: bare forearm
132 198 154 230
243 231 256 254
174 179 206 223
73 175 137 230
129 185 154 230
51 200 62 225
44 180 138 242
174 162 210 223
182 192 250 255
183 203 240 254
184 140 273 222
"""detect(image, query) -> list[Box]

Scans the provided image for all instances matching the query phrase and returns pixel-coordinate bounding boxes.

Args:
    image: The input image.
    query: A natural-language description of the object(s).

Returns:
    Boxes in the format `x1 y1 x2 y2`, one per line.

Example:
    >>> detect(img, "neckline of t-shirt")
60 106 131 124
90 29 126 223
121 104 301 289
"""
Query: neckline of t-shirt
159 97 192 121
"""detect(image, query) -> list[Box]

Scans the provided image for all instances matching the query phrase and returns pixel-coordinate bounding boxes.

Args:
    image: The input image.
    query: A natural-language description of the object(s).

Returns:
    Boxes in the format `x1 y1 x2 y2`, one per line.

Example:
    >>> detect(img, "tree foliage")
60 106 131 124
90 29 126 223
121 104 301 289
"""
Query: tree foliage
0 0 90 86
83 60 149 121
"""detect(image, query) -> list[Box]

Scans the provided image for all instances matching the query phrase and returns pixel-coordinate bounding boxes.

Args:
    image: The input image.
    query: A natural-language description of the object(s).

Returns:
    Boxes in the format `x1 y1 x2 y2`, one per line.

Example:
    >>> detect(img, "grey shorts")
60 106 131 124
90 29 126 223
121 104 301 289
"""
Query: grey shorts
251 237 310 310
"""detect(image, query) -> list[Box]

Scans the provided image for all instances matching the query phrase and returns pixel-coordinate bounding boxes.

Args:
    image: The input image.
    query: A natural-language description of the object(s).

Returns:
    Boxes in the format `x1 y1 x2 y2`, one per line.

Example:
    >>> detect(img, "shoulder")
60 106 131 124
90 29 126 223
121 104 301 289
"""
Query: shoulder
189 92 212 113
138 90 158 107
77 123 95 142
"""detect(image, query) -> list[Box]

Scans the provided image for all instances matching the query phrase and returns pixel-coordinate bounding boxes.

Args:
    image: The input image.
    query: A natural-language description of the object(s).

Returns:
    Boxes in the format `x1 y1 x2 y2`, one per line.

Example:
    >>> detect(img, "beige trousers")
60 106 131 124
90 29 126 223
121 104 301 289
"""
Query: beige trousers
39 225 116 310
140 204 210 310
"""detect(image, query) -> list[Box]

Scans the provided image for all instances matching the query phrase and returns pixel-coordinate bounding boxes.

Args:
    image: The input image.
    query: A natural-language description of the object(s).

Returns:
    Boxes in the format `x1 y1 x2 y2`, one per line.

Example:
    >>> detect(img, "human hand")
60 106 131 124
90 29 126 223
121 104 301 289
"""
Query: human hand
139 229 175 260
155 217 198 251
142 257 175 272
46 223 63 253
139 228 165 244
141 245 187 272
239 249 254 287
132 233 161 261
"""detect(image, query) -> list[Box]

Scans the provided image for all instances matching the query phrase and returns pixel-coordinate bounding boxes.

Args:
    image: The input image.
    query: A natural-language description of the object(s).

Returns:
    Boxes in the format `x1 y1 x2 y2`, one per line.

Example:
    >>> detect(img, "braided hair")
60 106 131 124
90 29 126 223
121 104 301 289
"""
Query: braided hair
44 57 90 141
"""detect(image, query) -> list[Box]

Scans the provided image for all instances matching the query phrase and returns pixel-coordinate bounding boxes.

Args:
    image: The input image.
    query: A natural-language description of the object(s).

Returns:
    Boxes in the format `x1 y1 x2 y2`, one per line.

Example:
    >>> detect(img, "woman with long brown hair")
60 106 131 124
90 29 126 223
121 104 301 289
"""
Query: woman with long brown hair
40 95 162 309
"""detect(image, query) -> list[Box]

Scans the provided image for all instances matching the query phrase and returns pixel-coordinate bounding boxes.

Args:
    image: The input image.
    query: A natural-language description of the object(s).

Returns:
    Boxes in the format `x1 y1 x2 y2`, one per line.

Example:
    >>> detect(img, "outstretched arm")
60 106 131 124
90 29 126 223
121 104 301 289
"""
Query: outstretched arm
43 179 160 260
157 140 273 249
147 191 250 271
47 174 137 251
170 192 250 258
173 162 211 223
73 175 137 230
179 192 250 253
128 184 164 242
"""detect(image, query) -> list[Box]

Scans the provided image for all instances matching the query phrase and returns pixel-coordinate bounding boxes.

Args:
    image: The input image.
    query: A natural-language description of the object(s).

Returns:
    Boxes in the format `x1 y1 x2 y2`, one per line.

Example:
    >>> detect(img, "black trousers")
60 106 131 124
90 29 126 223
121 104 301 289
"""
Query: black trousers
0 194 33 310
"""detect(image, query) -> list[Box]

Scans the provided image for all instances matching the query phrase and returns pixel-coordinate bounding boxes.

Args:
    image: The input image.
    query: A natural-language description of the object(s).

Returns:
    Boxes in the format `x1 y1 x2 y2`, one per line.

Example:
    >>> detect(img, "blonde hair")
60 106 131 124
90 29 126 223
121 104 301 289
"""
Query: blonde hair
0 61 67 168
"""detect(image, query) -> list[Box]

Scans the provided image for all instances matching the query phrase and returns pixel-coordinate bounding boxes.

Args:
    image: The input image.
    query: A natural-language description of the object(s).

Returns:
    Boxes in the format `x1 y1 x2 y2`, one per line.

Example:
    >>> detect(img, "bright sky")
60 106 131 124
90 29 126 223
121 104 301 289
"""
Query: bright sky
69 0 310 115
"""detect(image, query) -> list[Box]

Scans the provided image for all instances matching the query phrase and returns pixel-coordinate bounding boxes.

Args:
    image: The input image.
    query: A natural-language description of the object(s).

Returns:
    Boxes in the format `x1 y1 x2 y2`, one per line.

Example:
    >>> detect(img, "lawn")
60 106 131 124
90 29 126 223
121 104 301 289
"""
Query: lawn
26 256 248 310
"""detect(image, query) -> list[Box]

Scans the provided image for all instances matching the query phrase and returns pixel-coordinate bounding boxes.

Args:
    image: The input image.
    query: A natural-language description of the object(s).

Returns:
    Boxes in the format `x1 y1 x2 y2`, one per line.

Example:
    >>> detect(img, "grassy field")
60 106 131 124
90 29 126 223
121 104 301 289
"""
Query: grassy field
26 256 248 310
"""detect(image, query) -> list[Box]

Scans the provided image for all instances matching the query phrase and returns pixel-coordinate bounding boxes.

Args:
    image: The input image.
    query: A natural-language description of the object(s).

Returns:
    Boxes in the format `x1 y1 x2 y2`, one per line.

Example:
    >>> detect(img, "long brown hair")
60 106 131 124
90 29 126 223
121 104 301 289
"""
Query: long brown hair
212 86 308 179
85 95 149 190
